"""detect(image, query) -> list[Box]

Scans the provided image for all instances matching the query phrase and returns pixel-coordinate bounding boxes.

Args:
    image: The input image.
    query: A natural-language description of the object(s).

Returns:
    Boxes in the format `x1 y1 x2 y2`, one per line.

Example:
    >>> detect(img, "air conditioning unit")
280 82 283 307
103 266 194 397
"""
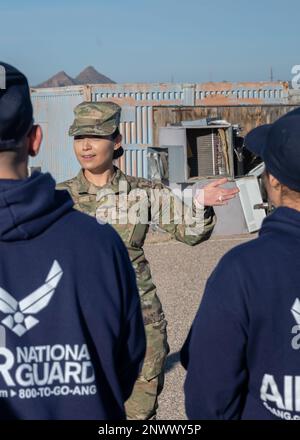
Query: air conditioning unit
158 122 235 183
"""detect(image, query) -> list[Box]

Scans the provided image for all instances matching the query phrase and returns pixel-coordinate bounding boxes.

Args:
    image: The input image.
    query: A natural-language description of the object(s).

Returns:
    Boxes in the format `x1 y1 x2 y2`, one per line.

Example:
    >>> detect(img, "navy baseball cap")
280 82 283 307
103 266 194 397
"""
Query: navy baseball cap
245 107 300 191
0 62 33 150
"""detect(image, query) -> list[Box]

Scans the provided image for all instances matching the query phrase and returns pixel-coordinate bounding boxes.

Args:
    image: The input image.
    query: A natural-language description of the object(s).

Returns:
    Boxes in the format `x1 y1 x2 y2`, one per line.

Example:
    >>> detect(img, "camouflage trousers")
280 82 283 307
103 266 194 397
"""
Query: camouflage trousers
125 318 169 420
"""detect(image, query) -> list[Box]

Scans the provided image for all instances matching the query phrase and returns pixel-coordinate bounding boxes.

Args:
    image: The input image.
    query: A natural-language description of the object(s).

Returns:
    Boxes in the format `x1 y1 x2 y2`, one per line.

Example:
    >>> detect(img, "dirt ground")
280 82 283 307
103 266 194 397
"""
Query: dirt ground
143 232 256 420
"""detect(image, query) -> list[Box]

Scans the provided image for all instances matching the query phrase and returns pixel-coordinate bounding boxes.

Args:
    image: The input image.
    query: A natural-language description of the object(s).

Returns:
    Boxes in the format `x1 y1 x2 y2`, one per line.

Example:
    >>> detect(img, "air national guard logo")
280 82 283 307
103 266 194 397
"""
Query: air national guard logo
0 261 63 337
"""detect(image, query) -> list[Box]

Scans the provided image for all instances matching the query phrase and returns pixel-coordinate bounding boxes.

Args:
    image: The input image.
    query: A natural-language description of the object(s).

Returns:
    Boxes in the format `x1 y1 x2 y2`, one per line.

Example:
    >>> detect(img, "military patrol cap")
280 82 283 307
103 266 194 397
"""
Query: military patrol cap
69 101 121 137
0 62 33 150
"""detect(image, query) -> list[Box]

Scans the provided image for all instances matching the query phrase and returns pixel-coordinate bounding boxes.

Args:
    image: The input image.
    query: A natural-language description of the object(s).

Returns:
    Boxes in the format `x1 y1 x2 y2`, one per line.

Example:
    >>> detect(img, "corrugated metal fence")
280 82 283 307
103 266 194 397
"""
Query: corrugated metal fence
30 86 86 183
30 81 290 183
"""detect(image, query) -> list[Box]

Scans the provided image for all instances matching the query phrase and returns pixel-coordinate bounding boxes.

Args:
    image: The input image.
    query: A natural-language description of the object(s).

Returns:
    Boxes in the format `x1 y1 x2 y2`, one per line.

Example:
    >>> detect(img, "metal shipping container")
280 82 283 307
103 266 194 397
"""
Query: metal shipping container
30 81 290 182
30 86 87 183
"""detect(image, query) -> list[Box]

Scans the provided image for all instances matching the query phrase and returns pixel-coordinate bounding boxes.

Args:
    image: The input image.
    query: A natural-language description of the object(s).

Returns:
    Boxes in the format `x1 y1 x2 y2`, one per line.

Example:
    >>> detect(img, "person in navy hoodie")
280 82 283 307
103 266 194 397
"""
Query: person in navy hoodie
0 62 145 420
181 107 300 420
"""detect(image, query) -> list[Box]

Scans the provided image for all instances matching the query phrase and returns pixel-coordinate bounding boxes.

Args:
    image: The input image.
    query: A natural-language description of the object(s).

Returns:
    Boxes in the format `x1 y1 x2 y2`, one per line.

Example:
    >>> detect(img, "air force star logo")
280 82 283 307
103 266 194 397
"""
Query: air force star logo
0 261 63 337
291 298 300 325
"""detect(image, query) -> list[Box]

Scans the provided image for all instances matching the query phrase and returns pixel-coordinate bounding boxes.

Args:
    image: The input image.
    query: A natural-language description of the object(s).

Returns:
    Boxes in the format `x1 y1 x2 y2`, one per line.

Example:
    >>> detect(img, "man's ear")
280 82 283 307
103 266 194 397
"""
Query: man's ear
27 125 43 157
268 173 281 190
113 133 122 151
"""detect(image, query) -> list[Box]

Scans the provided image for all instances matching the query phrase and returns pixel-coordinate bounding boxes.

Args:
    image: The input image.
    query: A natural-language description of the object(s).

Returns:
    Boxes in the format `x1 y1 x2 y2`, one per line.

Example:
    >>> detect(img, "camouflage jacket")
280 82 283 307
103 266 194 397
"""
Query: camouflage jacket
57 168 216 323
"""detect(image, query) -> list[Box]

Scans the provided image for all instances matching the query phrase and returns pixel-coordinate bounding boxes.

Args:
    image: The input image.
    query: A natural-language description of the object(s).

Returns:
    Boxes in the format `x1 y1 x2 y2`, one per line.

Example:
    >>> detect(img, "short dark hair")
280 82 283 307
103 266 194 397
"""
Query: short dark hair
111 128 120 140
265 168 300 199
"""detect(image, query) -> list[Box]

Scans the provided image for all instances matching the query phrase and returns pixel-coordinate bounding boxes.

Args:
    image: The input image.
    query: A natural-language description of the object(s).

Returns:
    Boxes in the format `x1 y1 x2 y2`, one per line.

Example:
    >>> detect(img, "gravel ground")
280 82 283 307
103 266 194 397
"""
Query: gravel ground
143 233 256 420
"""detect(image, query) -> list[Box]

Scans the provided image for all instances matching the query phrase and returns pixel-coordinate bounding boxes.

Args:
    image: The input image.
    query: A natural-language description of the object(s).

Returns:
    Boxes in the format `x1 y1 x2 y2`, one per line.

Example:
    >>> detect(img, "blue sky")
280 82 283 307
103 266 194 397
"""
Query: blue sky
0 0 298 85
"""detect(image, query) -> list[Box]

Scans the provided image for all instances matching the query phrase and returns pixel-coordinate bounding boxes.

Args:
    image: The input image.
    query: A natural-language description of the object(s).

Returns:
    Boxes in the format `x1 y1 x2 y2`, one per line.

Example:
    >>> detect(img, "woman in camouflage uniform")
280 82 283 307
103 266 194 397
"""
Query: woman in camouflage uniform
57 101 239 419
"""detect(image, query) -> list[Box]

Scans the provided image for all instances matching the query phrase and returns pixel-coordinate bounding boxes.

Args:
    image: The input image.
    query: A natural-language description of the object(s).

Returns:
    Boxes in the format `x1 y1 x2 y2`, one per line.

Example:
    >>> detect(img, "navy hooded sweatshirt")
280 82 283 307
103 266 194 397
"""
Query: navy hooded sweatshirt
181 207 300 420
0 172 145 420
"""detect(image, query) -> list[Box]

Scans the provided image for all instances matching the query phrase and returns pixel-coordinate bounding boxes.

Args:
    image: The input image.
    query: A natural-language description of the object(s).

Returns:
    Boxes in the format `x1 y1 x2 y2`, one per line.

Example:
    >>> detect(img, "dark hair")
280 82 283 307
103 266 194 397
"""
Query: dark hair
113 146 124 160
111 128 120 140
265 169 300 199
111 128 124 159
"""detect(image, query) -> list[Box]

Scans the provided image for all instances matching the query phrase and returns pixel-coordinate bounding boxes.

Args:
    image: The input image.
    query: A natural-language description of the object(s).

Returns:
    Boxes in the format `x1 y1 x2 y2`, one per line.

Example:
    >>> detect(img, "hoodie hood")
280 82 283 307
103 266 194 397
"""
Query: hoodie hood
260 206 300 239
0 172 73 241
